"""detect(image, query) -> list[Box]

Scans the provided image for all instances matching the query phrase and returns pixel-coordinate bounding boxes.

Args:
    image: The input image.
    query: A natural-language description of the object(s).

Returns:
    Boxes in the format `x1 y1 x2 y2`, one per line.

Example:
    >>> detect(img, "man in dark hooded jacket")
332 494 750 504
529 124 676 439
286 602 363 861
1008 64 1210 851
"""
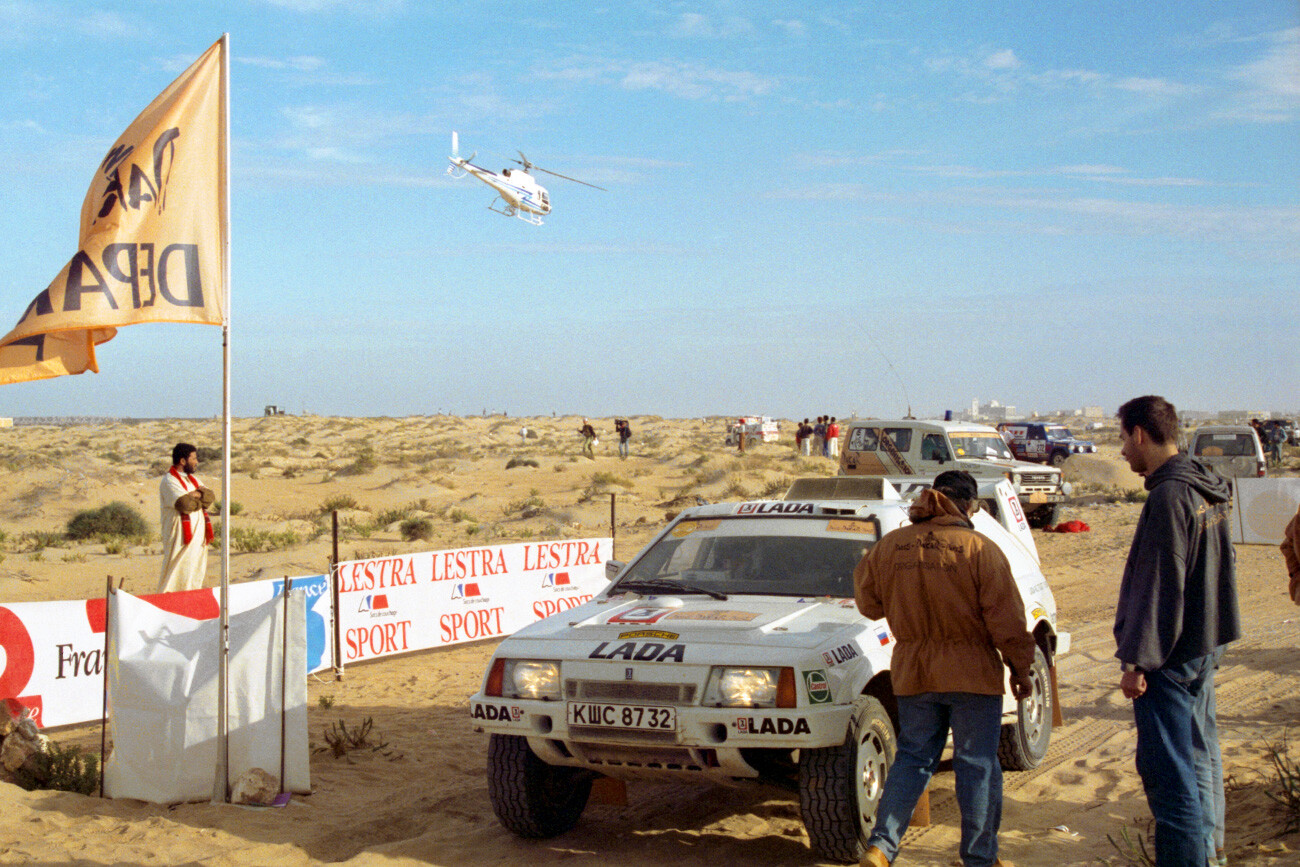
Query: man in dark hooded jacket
1114 395 1240 867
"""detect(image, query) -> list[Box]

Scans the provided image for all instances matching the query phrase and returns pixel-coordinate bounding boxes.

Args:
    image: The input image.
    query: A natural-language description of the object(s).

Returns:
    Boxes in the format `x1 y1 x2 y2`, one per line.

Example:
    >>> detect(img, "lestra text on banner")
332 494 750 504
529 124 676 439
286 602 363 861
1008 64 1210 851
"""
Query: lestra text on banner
0 38 226 384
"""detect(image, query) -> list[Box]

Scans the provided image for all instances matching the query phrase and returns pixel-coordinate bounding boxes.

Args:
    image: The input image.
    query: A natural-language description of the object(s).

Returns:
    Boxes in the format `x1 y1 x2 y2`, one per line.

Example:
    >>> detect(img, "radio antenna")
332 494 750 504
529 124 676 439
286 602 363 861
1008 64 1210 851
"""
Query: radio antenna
864 333 913 418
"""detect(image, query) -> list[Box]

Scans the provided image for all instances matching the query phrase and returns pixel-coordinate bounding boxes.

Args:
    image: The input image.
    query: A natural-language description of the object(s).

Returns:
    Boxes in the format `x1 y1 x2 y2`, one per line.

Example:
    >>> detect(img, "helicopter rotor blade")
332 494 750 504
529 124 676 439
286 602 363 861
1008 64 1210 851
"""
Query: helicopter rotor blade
528 165 608 191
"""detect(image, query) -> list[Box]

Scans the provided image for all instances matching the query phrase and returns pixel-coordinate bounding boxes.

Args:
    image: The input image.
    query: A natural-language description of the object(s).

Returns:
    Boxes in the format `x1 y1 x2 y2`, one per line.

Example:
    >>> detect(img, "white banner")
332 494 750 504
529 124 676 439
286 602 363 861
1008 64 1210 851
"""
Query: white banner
102 589 310 804
1233 477 1300 545
0 574 329 729
336 537 611 663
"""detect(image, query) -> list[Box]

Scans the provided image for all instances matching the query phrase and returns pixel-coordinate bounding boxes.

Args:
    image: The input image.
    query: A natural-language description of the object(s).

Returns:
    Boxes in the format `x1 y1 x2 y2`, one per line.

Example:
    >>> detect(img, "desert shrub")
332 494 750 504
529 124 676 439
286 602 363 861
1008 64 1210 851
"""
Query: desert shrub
400 517 434 541
213 501 242 516
506 457 539 469
336 447 379 476
591 471 634 489
12 742 100 795
230 527 301 553
448 508 474 524
317 717 391 760
19 530 66 552
319 494 359 514
67 502 148 540
1264 728 1300 833
196 446 223 463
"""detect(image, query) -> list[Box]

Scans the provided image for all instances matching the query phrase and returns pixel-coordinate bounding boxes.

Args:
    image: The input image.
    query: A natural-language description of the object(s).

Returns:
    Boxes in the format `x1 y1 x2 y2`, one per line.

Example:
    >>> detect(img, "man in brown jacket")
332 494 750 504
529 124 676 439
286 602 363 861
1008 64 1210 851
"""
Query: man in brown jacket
855 470 1035 867
1284 502 1300 605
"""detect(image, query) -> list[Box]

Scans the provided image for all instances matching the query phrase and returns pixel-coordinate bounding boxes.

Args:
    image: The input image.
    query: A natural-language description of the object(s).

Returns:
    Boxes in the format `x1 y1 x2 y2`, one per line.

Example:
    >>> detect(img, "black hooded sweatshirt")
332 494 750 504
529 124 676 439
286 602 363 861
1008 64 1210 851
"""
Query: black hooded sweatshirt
1114 453 1241 671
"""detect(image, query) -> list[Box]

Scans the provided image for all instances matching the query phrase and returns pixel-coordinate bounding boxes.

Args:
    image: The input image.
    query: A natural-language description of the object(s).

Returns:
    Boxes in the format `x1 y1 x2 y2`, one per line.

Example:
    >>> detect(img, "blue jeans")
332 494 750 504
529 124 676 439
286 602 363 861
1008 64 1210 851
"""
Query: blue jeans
618 439 629 458
867 692 1004 867
1132 650 1223 867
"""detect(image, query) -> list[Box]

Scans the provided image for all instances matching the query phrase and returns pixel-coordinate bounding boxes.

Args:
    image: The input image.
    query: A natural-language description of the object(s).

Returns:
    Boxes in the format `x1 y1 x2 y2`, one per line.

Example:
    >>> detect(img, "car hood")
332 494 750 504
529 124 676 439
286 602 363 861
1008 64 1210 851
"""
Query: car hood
509 593 877 650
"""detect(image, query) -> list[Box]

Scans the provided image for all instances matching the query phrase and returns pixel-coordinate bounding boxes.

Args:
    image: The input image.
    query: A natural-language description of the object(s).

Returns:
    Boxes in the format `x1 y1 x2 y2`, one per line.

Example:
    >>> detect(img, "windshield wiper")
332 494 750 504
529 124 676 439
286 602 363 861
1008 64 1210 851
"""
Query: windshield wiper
615 577 728 600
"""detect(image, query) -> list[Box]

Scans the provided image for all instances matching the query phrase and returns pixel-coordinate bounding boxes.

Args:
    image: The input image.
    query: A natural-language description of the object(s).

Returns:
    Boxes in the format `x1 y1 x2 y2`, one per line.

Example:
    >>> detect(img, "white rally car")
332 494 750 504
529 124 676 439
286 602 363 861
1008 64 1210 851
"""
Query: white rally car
469 477 1069 863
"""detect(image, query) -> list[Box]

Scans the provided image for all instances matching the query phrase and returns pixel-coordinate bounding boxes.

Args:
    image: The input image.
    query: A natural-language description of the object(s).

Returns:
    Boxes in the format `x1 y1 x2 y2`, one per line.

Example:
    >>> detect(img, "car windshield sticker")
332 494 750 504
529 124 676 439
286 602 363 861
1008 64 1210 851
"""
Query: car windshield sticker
875 627 891 646
670 519 720 538
664 610 760 622
826 519 877 537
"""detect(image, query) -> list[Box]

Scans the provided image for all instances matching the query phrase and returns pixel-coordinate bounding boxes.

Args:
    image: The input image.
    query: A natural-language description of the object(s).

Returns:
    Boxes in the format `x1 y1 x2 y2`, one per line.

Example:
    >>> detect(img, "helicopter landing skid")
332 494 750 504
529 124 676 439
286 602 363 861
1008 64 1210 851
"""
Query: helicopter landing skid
488 196 543 225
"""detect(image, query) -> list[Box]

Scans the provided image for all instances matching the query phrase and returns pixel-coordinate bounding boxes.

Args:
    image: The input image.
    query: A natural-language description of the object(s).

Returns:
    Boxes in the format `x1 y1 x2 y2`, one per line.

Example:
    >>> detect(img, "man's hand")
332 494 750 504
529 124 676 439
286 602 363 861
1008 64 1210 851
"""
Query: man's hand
1009 672 1033 701
198 486 216 509
1120 670 1147 699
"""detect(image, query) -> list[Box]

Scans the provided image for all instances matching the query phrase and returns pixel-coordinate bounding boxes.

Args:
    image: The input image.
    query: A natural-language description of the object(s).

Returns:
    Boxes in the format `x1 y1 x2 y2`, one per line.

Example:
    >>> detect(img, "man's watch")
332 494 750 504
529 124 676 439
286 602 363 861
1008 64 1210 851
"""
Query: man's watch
1120 662 1143 674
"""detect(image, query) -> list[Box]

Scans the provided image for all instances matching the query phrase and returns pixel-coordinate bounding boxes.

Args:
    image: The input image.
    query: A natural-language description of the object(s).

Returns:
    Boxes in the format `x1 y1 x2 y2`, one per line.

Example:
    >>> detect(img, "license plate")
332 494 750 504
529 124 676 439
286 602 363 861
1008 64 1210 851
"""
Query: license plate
567 702 677 731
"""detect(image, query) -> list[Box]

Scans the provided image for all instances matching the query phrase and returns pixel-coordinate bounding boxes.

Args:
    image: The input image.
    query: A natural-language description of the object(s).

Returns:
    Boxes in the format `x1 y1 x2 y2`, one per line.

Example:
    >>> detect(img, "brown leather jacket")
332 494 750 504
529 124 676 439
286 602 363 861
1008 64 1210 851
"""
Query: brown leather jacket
854 489 1036 696
1284 505 1300 605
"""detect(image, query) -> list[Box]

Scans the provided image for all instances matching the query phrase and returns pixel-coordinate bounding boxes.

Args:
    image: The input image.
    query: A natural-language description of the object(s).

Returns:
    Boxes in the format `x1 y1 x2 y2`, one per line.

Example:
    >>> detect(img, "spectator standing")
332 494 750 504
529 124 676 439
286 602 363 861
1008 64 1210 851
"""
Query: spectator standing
812 416 826 457
615 419 632 459
799 419 813 456
855 470 1035 867
826 416 840 458
158 442 216 593
1114 395 1240 867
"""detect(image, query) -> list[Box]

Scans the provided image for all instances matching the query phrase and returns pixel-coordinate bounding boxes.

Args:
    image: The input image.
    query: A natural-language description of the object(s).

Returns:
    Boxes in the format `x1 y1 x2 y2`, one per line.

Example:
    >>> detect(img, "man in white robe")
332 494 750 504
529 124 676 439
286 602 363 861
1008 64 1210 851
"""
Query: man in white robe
158 442 215 593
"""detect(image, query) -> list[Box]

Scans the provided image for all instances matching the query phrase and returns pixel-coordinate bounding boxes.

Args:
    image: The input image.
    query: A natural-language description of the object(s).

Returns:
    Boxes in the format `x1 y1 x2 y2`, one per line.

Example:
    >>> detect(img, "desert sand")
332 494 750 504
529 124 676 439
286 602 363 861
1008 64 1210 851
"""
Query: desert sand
1 415 1297 866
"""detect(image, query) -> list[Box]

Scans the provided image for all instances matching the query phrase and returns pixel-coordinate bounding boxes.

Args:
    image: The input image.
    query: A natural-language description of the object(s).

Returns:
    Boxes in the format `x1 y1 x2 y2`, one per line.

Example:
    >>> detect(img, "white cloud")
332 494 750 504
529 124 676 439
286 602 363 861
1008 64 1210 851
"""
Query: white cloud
984 49 1020 71
668 12 754 39
535 57 776 102
1221 26 1300 122
254 0 405 14
239 55 327 72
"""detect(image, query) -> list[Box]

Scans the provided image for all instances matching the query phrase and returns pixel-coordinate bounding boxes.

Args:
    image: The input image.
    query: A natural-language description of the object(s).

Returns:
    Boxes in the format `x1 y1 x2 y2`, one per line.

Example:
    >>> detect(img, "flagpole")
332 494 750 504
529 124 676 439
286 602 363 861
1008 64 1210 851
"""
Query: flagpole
214 31 233 805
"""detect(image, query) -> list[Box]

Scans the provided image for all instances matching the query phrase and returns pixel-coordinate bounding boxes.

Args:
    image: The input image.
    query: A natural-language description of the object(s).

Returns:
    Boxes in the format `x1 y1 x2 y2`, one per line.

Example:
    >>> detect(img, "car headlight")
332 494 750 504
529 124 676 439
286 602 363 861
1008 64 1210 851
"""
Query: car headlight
703 666 795 707
486 659 561 701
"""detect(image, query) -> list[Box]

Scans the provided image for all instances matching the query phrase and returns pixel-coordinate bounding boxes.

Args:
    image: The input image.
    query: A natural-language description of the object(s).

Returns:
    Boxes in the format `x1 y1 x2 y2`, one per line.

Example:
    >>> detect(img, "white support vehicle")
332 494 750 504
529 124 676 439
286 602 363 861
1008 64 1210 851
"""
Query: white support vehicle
723 416 781 447
838 418 1069 528
469 477 1069 863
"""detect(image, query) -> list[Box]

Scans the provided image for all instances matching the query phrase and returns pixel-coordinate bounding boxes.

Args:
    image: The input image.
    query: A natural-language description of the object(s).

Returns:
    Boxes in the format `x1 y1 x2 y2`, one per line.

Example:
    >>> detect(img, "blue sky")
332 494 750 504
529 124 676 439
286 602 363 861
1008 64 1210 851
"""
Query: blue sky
1 1 1296 420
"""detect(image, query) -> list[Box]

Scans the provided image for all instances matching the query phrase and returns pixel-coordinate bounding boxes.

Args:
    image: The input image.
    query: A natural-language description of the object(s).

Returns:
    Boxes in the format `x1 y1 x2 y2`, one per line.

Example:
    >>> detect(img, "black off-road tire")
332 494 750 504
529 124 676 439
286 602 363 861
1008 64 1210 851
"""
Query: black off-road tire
487 734 594 838
1026 503 1061 529
798 695 897 864
1049 450 1068 467
998 646 1053 770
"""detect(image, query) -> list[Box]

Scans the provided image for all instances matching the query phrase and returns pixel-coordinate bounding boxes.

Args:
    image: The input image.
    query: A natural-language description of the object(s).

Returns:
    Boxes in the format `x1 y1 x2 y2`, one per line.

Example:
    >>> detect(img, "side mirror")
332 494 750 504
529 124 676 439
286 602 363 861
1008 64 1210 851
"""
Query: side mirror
605 559 626 581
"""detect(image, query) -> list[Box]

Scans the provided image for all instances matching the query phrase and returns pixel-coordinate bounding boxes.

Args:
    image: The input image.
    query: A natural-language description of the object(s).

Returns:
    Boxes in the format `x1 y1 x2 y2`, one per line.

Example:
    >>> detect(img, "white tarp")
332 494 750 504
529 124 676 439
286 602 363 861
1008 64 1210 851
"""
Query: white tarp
1232 477 1300 545
103 589 310 803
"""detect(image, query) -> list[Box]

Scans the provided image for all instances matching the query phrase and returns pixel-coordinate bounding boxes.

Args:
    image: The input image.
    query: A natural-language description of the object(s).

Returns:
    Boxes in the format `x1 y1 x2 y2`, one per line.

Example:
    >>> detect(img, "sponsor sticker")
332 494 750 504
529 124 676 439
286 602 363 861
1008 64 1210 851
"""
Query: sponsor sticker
826 519 877 536
617 630 679 640
735 716 811 735
803 669 832 704
471 702 523 723
608 607 674 625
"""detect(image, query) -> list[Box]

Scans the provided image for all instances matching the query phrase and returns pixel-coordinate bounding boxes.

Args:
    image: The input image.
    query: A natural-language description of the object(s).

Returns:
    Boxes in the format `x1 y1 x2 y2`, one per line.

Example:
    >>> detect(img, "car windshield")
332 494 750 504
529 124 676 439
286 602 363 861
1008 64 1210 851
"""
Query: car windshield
949 432 1014 460
1045 427 1073 440
613 516 878 598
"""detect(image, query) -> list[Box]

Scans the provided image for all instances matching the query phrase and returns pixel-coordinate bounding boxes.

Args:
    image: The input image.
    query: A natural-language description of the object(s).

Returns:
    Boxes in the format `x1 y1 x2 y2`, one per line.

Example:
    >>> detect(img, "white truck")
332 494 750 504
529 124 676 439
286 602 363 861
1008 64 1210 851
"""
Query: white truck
838 418 1069 528
469 476 1068 863
723 416 781 448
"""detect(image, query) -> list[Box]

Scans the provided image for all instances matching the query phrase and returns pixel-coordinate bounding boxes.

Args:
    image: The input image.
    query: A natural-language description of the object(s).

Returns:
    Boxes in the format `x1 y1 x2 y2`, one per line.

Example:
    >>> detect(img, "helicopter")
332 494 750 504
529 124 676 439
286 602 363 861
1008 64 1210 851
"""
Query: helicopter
447 131 605 225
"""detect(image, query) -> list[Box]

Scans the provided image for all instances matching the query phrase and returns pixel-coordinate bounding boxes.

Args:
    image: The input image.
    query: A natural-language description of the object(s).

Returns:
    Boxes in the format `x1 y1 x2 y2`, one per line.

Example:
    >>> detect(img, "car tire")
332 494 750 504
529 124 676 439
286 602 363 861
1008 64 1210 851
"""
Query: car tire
1026 503 1060 529
798 695 896 864
998 646 1053 770
1049 451 1068 467
487 733 594 838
